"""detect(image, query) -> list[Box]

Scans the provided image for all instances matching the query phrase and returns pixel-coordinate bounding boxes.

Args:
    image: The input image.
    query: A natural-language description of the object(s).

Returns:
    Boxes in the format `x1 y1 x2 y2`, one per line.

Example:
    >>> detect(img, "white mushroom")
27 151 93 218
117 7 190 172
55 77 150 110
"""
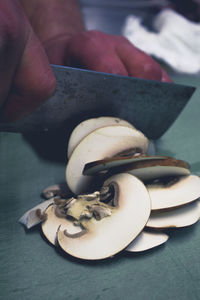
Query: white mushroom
126 230 169 252
126 158 190 181
41 204 83 245
19 199 54 229
57 173 151 260
83 155 169 176
19 114 200 262
67 117 134 158
147 200 200 228
66 125 149 194
84 157 190 182
147 175 200 210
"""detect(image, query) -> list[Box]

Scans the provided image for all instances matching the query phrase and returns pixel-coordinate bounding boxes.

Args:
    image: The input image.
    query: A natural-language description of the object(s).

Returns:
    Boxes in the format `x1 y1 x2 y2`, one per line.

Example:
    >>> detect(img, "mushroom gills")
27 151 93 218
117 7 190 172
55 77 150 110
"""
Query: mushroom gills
126 230 169 252
57 173 151 260
147 175 200 210
67 116 135 158
146 200 200 228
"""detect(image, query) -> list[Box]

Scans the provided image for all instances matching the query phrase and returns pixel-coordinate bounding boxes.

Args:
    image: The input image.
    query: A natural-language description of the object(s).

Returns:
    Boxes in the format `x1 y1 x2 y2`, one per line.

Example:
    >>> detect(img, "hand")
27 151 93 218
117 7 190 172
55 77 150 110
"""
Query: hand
0 0 56 122
44 30 172 82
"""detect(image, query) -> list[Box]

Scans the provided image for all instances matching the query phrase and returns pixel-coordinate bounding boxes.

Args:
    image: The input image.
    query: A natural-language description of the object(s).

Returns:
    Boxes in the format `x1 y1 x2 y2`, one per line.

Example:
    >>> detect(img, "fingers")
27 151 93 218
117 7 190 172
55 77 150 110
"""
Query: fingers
0 0 56 122
115 36 171 82
66 31 128 76
161 69 173 83
65 31 172 83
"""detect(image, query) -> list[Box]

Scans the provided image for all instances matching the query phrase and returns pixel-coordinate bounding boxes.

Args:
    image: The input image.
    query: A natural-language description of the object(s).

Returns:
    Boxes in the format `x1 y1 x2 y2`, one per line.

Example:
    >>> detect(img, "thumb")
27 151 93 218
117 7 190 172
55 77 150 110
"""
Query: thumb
1 29 56 121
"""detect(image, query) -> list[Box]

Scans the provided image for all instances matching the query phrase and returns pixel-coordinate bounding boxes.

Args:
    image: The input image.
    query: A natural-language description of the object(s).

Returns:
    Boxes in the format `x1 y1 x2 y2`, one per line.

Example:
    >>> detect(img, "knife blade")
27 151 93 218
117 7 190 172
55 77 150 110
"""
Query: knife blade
0 64 195 139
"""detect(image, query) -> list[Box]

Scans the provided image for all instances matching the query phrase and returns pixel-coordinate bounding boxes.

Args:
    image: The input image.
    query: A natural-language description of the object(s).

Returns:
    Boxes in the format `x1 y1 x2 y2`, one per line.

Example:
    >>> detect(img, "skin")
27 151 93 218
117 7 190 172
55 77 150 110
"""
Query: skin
0 0 172 122
0 0 56 121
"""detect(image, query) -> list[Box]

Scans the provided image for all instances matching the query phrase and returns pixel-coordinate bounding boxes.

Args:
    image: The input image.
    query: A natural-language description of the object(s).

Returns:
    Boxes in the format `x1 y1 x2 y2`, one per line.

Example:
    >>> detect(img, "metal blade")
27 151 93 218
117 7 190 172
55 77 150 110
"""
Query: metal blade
0 64 195 139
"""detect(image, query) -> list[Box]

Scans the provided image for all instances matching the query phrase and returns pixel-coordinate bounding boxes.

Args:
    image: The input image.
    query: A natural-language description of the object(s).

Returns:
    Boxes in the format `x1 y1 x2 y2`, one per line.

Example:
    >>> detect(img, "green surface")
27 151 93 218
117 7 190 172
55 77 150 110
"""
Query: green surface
1 73 200 300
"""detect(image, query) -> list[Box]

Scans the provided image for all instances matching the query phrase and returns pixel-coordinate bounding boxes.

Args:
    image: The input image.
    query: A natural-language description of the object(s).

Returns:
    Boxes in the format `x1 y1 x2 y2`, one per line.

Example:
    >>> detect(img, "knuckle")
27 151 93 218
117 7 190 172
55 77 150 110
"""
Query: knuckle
80 30 108 45
92 56 128 75
143 61 162 79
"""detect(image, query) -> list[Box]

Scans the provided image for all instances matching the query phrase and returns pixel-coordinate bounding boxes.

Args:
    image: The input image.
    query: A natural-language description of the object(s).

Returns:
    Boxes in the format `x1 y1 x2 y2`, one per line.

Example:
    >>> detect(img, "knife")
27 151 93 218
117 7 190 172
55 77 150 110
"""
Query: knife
0 64 195 139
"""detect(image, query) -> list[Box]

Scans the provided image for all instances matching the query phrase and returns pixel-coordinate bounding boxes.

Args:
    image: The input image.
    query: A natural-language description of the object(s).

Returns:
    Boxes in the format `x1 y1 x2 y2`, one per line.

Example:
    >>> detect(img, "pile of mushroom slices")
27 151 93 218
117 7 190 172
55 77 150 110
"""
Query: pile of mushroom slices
19 117 200 261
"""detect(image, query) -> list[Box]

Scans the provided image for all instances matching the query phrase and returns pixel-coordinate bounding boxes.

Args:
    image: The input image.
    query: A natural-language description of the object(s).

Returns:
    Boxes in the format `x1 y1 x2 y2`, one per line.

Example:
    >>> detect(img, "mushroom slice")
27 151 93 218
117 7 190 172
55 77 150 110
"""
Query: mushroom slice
41 205 82 245
83 157 190 182
19 199 54 229
88 157 189 182
126 230 169 252
67 117 134 158
146 201 200 228
125 158 190 181
66 125 149 194
83 155 168 176
148 175 200 210
57 173 151 260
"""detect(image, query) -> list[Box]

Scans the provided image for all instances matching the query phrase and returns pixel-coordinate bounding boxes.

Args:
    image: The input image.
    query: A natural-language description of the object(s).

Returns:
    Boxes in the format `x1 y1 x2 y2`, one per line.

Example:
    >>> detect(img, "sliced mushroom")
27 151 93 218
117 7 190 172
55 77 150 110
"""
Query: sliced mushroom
19 199 54 229
66 125 149 194
84 157 190 182
57 173 151 260
126 158 190 181
147 200 200 228
83 155 169 176
148 175 200 210
67 117 134 158
126 230 169 252
41 205 83 245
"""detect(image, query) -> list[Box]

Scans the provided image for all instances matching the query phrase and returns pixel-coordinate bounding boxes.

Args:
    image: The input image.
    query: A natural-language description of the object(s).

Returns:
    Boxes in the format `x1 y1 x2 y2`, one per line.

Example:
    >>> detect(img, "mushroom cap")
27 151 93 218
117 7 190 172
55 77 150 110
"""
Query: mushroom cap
67 117 134 158
147 175 200 210
57 173 151 260
83 155 169 176
42 205 82 245
126 230 169 252
66 125 149 194
147 200 200 228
